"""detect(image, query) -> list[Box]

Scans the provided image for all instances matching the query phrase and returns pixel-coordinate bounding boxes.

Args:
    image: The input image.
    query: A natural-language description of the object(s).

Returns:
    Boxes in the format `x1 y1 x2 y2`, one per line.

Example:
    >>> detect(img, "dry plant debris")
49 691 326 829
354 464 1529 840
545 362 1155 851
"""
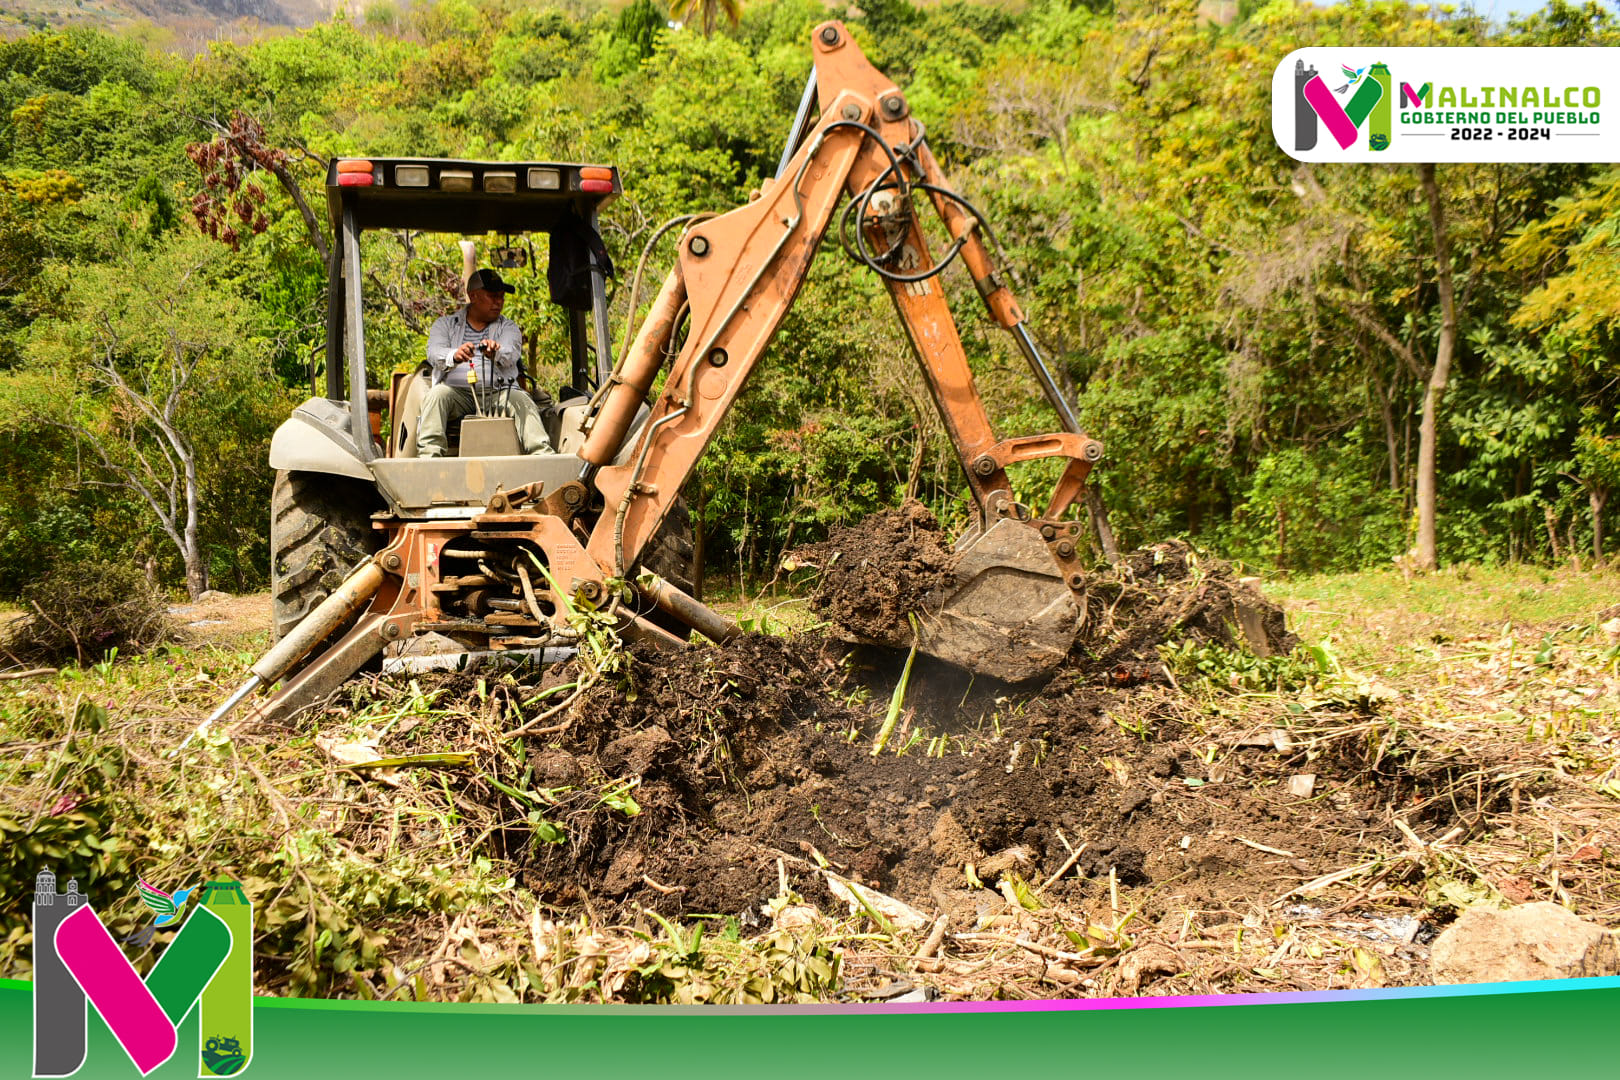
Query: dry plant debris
2 561 177 668
2 521 1618 1004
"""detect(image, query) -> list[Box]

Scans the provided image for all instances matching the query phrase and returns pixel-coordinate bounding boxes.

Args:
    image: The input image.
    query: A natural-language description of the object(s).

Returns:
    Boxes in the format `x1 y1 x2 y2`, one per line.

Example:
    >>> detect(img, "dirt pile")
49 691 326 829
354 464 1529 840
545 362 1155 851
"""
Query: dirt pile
791 501 957 643
508 635 869 915
430 524 1333 933
464 630 1365 930
796 503 1294 682
368 509 1326 948
1073 539 1295 677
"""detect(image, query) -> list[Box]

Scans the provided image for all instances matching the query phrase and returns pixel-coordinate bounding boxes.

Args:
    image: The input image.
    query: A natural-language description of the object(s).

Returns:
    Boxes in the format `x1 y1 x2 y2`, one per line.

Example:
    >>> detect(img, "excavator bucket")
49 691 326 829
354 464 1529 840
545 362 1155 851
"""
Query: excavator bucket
847 519 1078 684
916 520 1078 682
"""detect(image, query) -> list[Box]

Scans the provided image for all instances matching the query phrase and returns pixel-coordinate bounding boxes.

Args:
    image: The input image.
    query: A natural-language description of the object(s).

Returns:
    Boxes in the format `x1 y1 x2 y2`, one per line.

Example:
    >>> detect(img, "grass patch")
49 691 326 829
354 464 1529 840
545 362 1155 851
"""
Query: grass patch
1268 563 1620 675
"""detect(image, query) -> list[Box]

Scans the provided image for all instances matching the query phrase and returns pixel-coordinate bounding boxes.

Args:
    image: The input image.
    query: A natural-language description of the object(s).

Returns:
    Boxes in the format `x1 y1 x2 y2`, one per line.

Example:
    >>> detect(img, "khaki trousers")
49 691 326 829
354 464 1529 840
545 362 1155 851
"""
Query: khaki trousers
416 385 554 457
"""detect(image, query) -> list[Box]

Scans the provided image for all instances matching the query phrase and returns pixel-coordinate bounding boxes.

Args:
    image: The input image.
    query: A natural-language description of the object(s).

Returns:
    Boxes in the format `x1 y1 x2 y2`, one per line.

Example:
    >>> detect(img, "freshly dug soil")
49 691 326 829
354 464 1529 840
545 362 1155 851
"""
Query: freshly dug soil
472 629 1361 929
399 514 1338 931
798 502 1294 682
1073 539 1296 677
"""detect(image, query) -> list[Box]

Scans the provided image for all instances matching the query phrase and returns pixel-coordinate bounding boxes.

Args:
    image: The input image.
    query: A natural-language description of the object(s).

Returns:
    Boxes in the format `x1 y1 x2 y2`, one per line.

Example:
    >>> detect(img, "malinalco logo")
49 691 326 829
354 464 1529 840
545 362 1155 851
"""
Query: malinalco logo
31 871 254 1077
1293 59 1400 152
1273 47 1620 164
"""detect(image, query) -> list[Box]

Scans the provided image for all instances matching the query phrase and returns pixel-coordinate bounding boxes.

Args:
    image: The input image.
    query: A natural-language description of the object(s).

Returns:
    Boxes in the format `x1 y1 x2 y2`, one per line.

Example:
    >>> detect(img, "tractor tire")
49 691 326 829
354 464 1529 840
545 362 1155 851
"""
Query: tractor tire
270 470 384 642
640 496 700 598
634 496 701 638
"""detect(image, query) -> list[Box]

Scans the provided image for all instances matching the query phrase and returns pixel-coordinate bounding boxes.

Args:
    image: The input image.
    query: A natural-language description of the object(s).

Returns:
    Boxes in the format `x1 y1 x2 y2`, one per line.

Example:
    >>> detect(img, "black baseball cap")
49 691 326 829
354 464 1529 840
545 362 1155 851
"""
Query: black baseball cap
467 268 516 294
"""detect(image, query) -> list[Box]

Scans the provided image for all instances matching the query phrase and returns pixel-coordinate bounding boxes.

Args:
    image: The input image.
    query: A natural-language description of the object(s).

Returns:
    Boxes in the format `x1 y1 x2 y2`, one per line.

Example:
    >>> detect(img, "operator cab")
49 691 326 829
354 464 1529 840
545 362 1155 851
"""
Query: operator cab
302 156 625 513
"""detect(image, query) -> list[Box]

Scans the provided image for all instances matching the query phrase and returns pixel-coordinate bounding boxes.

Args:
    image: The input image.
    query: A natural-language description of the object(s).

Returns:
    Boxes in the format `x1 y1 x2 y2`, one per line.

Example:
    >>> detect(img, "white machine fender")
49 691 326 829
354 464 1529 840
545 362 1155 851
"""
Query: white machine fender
269 397 374 481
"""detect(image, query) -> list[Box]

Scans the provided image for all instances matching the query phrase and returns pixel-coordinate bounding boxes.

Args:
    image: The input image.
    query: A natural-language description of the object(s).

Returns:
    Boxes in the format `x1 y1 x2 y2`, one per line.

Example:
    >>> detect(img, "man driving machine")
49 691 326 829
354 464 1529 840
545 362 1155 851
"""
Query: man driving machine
416 267 554 457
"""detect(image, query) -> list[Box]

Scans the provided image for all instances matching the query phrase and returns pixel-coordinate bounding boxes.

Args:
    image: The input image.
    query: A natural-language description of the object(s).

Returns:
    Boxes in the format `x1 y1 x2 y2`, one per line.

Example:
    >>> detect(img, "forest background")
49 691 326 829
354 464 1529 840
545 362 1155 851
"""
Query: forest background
1 0 1618 601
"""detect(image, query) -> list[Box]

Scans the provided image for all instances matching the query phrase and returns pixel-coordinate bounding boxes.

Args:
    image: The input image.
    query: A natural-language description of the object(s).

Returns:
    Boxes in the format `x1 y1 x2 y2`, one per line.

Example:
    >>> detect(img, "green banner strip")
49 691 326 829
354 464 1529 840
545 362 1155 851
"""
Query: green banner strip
4 977 1619 1080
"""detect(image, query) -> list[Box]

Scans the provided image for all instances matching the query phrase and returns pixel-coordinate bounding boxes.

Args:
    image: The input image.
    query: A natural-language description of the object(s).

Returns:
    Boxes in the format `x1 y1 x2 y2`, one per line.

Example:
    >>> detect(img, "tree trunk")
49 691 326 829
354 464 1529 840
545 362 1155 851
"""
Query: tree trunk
267 156 330 265
1402 403 1413 517
1593 484 1608 566
1513 460 1529 563
1414 381 1443 568
1415 163 1459 572
1544 504 1564 562
182 454 208 599
183 545 208 599
1369 362 1400 491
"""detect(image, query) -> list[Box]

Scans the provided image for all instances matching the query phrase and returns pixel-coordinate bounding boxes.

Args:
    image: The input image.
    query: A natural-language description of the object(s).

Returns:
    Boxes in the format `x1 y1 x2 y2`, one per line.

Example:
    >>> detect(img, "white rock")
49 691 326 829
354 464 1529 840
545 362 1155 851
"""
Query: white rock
1430 902 1620 985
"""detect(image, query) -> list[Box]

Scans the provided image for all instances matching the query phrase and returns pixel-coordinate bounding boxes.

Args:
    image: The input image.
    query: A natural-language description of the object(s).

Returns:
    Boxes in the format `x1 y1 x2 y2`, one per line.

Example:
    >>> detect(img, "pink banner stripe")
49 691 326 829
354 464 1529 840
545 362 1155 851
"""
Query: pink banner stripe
54 906 177 1076
1303 75 1359 149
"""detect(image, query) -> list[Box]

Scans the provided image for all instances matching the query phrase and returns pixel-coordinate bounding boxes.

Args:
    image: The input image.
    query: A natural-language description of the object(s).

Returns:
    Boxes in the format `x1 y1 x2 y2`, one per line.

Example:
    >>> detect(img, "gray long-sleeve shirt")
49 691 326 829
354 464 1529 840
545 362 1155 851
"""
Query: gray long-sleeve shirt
426 308 523 389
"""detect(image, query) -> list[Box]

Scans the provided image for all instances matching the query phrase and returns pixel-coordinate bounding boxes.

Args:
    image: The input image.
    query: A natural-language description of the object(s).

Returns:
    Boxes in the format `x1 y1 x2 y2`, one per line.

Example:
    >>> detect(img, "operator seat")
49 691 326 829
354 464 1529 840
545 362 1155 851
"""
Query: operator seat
390 363 436 458
391 363 580 458
393 363 514 457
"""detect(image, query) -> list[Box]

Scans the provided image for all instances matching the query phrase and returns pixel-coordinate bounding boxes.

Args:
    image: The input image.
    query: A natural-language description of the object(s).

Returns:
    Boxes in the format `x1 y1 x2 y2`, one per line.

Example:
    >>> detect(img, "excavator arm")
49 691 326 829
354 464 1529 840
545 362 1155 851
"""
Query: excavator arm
579 21 1103 681
198 21 1103 737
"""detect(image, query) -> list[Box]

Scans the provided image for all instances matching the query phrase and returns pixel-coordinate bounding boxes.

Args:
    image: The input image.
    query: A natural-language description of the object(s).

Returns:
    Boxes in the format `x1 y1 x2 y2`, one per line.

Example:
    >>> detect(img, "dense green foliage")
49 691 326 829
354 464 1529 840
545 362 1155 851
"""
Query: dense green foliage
0 0 1617 599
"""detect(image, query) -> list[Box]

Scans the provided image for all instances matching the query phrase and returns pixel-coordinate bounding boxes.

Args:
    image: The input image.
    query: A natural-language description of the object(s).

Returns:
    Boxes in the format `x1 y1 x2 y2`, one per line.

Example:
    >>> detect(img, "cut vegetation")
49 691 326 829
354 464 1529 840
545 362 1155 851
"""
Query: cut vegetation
4 517 1617 1003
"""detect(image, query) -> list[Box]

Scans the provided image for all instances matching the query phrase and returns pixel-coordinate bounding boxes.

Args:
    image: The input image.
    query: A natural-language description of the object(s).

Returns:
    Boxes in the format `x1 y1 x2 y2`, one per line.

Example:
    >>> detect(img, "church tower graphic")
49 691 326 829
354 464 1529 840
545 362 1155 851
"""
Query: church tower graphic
1295 59 1319 151
33 869 89 1076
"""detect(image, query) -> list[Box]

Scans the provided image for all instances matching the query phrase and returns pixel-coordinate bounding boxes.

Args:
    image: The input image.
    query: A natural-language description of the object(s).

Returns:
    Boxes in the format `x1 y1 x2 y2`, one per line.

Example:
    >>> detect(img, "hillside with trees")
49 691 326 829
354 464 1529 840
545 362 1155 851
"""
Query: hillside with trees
1 0 1617 602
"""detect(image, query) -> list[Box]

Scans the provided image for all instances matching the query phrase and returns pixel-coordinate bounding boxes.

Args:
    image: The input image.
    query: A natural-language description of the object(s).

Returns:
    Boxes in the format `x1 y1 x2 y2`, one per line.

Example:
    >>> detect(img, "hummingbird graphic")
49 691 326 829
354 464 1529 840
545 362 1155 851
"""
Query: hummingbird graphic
137 879 196 927
1334 64 1367 94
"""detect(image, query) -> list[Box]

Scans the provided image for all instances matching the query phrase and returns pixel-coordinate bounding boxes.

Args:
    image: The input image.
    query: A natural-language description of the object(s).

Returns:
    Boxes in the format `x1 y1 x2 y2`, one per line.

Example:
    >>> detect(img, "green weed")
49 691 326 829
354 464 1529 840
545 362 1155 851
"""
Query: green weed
1160 639 1326 694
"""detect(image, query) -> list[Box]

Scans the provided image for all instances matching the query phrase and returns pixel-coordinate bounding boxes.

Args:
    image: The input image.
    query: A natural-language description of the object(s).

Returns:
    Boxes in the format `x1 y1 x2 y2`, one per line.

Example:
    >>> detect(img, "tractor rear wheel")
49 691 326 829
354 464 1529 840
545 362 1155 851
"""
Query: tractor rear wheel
270 470 384 642
632 495 701 638
640 495 699 597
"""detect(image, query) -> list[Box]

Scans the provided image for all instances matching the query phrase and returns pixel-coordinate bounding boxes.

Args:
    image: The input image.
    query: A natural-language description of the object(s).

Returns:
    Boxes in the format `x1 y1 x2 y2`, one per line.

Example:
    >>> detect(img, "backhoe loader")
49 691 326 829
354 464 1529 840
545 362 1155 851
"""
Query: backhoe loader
203 21 1105 732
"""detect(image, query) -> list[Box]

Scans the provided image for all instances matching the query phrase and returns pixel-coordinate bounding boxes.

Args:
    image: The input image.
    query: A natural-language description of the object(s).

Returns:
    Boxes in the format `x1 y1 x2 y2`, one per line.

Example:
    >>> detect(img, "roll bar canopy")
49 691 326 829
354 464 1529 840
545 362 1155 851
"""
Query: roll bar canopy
322 158 622 438
323 158 621 234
